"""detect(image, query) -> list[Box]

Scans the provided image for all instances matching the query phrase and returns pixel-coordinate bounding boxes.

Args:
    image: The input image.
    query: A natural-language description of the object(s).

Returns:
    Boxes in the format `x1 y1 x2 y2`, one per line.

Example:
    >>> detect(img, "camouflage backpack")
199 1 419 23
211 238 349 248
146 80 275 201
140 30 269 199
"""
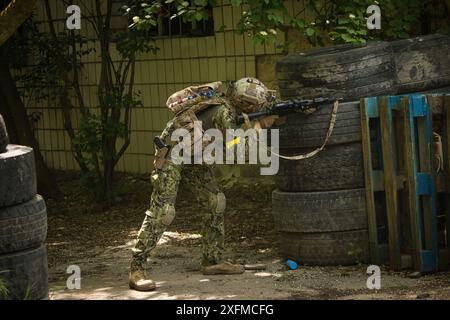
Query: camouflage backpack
163 82 228 163
166 82 223 115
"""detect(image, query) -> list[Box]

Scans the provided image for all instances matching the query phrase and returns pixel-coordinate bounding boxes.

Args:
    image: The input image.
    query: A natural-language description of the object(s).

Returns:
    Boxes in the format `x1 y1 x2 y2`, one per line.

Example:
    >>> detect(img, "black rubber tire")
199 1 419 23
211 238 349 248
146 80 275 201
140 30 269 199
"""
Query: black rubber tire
272 188 367 233
276 142 366 192
279 229 369 266
276 101 366 149
391 34 450 94
0 245 48 300
276 41 397 101
0 195 47 255
0 145 37 207
418 86 450 94
0 113 8 153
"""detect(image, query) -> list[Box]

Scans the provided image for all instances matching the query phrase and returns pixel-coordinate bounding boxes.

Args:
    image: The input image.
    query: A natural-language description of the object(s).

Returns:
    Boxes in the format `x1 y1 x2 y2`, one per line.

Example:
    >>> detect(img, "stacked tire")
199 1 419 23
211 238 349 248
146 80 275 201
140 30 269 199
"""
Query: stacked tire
273 34 450 266
272 101 371 265
0 114 48 300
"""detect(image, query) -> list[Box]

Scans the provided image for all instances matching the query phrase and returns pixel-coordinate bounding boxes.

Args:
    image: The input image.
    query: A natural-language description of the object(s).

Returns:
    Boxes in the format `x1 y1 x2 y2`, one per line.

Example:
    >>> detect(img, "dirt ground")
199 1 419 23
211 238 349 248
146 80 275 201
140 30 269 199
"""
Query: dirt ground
45 171 450 300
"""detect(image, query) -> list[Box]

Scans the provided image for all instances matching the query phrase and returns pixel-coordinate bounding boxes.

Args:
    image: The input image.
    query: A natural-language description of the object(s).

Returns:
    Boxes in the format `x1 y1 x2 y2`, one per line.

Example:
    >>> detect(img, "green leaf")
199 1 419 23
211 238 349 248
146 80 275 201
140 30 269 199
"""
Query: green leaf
305 27 315 36
341 33 354 42
195 11 204 21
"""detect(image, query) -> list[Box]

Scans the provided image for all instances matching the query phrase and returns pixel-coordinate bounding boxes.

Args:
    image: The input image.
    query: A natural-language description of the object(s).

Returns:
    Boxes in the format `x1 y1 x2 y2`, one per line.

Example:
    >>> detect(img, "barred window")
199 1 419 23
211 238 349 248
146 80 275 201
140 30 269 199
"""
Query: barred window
154 4 215 37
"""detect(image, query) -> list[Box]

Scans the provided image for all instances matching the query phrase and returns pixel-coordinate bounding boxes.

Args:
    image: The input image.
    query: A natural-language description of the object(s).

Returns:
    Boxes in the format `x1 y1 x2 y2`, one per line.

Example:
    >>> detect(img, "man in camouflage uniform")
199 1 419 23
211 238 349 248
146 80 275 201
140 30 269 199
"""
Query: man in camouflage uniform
129 78 277 291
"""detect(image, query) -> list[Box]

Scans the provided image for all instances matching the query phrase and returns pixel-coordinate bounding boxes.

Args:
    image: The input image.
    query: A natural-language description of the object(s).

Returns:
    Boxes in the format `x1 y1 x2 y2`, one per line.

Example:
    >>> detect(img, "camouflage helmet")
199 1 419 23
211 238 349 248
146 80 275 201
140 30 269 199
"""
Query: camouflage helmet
226 77 275 113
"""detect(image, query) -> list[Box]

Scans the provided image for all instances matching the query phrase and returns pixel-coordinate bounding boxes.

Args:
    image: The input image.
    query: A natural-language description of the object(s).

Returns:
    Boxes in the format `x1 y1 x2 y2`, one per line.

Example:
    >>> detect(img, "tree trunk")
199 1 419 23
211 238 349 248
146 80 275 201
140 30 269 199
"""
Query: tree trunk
0 0 39 46
103 156 115 208
0 50 60 198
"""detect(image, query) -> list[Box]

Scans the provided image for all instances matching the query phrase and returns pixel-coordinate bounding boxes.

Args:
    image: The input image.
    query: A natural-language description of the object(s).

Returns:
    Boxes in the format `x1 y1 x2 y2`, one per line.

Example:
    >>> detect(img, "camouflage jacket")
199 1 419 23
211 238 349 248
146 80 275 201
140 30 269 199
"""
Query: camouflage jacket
158 96 243 164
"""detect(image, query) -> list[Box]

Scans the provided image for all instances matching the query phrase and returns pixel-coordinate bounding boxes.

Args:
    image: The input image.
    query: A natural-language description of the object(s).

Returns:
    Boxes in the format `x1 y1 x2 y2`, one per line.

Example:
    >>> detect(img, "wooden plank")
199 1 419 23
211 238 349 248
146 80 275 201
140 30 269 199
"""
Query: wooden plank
164 61 174 84
208 58 218 81
444 96 450 252
199 59 209 82
360 98 380 264
235 57 246 80
212 6 224 32
190 59 201 83
226 57 236 81
224 31 236 57
182 59 192 83
217 57 227 81
403 96 424 271
426 94 445 115
418 95 438 271
222 5 233 31
156 61 166 83
245 56 256 77
197 37 207 58
439 249 449 271
372 170 384 192
163 38 172 60
380 97 402 270
205 37 217 57
179 38 190 59
215 32 226 57
188 38 199 58
234 34 245 56
171 38 181 59
244 33 255 56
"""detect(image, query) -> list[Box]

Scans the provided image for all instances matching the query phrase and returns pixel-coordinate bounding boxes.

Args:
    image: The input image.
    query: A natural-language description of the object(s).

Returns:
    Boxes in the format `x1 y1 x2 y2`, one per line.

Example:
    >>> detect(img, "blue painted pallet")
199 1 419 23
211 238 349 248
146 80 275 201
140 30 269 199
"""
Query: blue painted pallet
360 95 438 272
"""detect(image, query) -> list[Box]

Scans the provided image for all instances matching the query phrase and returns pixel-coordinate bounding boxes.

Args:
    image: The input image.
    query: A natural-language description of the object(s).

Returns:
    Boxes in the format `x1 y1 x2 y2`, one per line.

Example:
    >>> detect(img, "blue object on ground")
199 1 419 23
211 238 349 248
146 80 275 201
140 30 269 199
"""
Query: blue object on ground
286 259 298 270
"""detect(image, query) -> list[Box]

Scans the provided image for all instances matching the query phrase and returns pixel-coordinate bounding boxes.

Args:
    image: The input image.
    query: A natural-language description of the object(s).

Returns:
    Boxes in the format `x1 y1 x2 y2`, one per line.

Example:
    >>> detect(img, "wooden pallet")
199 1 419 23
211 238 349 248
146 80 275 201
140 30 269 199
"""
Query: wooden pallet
360 95 439 272
427 94 450 270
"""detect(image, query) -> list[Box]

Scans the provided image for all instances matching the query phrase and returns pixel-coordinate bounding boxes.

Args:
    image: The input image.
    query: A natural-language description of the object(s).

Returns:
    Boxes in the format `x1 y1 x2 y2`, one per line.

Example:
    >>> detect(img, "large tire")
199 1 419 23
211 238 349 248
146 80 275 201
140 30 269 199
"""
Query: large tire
272 189 367 233
279 229 369 266
392 34 450 94
0 246 48 300
418 86 450 94
277 142 365 192
0 113 8 153
276 101 367 149
0 195 47 255
276 41 397 101
0 145 37 207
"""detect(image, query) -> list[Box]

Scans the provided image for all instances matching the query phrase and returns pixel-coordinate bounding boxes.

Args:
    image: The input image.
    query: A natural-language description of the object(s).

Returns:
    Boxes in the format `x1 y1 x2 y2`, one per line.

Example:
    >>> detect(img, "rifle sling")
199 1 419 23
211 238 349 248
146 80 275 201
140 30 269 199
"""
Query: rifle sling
268 100 339 160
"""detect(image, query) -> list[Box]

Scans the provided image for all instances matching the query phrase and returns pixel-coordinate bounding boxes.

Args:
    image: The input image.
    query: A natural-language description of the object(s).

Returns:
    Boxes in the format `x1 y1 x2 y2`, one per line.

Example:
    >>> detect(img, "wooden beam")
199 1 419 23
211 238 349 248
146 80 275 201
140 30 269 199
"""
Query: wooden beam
417 104 434 252
379 97 402 270
444 96 450 252
0 0 39 46
361 98 380 264
403 96 424 271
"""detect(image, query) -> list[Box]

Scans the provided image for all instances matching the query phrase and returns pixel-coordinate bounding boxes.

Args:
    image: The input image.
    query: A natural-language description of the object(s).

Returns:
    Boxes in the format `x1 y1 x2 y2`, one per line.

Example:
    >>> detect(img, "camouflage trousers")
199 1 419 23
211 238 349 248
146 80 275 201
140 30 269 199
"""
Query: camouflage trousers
132 161 226 267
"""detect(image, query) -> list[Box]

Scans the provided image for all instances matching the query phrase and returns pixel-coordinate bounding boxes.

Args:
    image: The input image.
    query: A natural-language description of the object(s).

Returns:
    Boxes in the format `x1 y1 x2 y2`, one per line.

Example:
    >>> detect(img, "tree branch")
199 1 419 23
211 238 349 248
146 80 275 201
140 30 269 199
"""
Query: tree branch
0 0 39 46
70 30 87 115
44 0 89 173
114 57 135 166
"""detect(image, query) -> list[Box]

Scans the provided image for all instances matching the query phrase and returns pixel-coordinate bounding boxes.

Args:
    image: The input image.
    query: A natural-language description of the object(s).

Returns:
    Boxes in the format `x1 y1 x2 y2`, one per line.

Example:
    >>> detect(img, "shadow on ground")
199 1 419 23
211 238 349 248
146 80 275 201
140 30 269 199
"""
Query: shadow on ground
46 171 450 300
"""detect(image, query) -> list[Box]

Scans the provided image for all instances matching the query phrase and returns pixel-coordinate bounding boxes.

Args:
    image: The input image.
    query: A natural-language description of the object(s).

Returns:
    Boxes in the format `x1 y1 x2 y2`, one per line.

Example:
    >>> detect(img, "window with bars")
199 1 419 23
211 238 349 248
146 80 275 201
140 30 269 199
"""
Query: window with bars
152 4 215 37
110 2 215 39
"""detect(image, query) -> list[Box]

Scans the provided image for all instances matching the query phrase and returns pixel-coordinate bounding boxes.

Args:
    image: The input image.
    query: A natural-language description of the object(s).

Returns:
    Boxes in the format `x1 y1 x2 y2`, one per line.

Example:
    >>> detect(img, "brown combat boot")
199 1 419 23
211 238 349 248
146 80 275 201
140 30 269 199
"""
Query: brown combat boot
201 261 245 275
129 258 156 291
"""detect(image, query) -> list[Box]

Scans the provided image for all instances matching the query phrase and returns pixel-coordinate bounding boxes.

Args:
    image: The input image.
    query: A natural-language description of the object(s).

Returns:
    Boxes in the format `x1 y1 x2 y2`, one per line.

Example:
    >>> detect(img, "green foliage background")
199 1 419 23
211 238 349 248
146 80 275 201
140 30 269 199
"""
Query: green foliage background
126 0 450 46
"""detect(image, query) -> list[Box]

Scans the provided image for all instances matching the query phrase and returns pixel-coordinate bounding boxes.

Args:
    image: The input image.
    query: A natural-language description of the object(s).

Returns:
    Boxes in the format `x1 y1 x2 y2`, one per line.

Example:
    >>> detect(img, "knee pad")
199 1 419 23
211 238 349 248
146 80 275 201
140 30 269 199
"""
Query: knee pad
148 203 176 226
209 192 226 214
161 203 176 226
